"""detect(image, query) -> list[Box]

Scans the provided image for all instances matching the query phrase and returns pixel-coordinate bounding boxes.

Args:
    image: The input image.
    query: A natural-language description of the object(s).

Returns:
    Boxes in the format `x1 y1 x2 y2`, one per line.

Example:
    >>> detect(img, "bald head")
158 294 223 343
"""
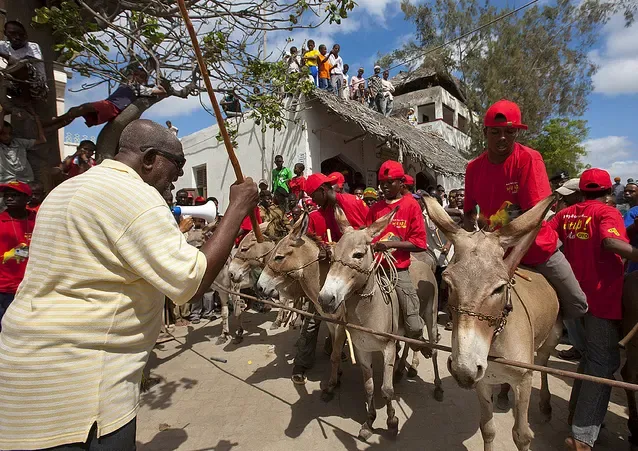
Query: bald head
115 119 185 196
119 119 183 157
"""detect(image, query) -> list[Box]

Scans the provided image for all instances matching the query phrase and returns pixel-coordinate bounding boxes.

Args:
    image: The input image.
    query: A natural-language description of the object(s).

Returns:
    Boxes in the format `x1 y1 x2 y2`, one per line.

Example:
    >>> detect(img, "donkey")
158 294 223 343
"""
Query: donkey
225 219 292 342
424 195 562 451
318 207 442 440
257 213 347 399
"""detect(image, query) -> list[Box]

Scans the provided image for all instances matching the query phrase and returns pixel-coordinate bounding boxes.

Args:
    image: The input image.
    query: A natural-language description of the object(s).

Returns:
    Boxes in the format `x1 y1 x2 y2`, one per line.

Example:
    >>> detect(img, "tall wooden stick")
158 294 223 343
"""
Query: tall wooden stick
177 0 263 242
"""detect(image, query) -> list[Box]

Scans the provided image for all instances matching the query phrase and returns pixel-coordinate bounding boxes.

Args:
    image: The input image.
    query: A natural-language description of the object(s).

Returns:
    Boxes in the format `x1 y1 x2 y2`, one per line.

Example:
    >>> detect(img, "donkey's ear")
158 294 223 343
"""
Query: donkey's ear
334 204 354 234
496 195 556 276
366 206 397 239
423 196 462 240
292 211 310 241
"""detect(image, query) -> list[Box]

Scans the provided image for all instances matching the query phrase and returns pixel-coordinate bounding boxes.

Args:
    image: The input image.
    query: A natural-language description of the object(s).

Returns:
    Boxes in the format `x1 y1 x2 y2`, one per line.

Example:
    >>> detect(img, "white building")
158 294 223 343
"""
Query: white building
175 89 468 213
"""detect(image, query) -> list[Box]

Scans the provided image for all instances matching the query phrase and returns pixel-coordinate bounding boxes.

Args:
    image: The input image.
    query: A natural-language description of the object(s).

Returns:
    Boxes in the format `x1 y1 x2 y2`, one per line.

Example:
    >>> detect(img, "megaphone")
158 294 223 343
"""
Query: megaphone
172 201 218 223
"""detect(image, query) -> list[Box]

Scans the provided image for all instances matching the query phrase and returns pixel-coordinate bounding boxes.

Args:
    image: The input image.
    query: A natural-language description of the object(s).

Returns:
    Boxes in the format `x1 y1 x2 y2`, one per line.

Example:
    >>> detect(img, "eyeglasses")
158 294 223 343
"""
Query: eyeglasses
140 146 186 173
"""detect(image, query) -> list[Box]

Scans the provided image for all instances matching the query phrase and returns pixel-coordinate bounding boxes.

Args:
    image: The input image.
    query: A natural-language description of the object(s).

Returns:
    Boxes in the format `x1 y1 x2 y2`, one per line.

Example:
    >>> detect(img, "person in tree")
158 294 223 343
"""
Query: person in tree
0 21 48 104
367 160 427 339
0 118 46 184
43 65 166 131
548 169 638 451
272 155 293 213
0 181 36 329
60 140 96 179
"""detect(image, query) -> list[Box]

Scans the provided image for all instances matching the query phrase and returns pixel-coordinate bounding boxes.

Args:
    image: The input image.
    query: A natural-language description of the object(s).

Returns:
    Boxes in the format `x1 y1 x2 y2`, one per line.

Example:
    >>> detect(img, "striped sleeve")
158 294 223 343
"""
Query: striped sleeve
115 205 207 305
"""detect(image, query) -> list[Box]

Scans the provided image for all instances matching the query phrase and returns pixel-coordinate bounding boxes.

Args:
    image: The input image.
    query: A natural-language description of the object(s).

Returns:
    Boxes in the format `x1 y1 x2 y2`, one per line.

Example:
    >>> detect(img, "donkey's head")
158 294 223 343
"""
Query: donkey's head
424 195 554 388
257 213 321 301
228 223 276 288
319 206 396 314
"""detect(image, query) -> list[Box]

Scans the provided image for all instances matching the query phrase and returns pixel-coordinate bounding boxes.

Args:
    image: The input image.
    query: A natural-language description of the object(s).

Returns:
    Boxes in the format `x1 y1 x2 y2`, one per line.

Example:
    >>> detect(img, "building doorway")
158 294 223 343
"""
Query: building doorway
416 171 436 191
321 156 358 192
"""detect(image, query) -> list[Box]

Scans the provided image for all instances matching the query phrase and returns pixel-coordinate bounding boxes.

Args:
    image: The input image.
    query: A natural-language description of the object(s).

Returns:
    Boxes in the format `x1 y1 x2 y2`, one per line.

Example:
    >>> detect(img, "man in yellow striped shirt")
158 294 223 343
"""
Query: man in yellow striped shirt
0 119 258 450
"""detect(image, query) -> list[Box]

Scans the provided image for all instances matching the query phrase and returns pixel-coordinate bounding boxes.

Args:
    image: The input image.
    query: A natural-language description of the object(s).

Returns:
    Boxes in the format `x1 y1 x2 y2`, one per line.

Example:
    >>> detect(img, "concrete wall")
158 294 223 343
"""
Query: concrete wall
395 86 473 153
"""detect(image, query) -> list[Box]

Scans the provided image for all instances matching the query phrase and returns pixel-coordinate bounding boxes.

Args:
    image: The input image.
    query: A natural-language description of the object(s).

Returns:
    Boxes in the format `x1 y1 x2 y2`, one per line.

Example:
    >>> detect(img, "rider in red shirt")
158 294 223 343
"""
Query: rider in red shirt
366 160 426 338
547 169 638 450
463 99 587 320
291 172 368 385
0 181 36 329
305 173 368 242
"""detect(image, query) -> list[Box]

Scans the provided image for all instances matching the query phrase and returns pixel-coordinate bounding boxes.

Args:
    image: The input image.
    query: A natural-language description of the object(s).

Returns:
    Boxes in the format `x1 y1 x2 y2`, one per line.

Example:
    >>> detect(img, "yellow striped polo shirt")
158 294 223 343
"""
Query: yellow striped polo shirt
0 159 207 449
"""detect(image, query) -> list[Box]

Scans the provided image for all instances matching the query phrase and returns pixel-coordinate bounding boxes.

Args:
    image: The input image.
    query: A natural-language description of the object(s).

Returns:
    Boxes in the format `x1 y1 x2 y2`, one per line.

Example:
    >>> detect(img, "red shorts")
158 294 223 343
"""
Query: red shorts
83 100 121 127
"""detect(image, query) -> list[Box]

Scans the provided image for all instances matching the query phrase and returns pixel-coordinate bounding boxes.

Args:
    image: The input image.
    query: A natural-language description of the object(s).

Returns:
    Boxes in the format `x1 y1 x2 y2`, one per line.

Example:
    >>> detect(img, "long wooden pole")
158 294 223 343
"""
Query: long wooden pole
214 283 638 392
177 0 263 242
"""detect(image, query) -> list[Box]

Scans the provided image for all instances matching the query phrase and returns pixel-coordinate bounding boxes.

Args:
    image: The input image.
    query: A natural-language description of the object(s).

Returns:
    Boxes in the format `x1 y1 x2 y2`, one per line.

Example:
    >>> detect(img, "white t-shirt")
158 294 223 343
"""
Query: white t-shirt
381 79 395 100
0 138 36 183
341 74 349 100
0 41 45 79
168 125 179 136
329 54 343 75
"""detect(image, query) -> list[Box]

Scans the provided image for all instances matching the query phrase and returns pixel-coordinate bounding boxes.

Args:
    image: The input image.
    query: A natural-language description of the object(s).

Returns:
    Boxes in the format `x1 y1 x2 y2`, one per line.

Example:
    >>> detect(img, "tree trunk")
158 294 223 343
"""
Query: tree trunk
6 0 61 192
95 96 163 161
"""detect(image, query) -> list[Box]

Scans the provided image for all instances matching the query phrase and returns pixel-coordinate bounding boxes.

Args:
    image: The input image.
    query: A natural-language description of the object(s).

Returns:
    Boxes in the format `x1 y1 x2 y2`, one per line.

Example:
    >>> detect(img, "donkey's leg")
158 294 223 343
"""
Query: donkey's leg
536 320 562 422
272 306 285 330
476 380 496 451
511 373 534 451
382 340 399 436
216 291 231 345
407 350 419 378
423 300 443 401
393 342 410 383
322 324 346 402
358 350 376 441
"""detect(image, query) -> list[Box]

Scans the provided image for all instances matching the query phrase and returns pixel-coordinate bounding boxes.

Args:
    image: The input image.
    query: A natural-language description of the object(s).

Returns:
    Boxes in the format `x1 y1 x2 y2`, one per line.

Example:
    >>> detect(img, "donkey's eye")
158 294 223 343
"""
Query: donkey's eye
492 285 506 296
352 252 365 259
241 247 249 252
274 255 285 262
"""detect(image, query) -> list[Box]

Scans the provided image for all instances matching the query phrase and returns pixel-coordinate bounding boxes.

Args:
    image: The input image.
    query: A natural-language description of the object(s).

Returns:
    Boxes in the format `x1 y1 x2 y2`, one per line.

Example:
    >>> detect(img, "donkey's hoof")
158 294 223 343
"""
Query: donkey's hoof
270 321 281 330
421 347 433 359
496 393 510 411
434 386 444 402
216 334 230 345
233 335 244 344
407 366 418 378
387 417 399 436
358 425 373 442
321 388 335 403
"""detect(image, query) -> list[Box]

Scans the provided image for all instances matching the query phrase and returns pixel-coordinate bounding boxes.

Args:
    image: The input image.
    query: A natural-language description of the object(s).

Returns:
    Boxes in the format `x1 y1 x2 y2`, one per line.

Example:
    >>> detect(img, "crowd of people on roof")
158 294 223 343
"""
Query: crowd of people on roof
283 41 396 117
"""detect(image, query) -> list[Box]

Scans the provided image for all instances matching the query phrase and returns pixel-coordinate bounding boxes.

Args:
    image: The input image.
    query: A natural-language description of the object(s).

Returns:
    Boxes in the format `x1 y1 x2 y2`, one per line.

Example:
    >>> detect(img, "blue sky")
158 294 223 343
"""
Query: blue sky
63 0 638 180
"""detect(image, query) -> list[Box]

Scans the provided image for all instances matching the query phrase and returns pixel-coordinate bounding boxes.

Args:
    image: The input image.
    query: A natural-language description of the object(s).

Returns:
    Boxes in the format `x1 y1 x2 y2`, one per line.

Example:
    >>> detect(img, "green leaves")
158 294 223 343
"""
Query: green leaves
528 118 588 177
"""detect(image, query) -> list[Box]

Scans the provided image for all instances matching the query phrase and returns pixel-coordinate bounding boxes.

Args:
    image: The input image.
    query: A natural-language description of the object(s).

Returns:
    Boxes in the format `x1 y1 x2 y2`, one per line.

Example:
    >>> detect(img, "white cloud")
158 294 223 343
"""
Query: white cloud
591 14 638 95
582 135 638 181
356 0 400 19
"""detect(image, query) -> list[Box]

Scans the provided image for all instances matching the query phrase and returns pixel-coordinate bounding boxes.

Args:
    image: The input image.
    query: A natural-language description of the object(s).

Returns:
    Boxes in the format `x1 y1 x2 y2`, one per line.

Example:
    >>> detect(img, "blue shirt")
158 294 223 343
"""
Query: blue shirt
624 205 638 272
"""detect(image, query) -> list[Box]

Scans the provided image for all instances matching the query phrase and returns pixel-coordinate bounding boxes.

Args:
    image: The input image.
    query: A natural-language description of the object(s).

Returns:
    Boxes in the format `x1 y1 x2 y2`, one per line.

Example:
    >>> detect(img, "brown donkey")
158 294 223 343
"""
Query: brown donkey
424 195 562 451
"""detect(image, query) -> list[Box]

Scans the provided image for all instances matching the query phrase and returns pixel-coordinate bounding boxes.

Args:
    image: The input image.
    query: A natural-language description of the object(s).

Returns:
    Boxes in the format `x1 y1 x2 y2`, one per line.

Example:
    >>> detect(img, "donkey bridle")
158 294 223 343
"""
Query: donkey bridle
448 278 515 337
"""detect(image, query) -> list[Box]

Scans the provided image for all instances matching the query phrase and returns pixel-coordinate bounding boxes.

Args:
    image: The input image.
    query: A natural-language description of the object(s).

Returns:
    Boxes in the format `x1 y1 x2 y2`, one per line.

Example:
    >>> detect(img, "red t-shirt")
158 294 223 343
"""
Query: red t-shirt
0 210 36 293
366 194 427 269
548 200 628 320
464 143 558 265
66 157 96 178
307 210 328 242
289 176 306 199
27 204 41 213
319 193 368 242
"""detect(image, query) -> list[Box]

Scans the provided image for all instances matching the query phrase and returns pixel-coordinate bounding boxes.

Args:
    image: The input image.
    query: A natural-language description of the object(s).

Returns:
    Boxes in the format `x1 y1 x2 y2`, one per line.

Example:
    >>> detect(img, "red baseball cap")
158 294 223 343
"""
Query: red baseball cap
327 172 345 188
306 173 332 195
579 168 612 192
194 196 206 204
0 180 32 196
484 100 528 130
404 174 414 187
378 160 405 182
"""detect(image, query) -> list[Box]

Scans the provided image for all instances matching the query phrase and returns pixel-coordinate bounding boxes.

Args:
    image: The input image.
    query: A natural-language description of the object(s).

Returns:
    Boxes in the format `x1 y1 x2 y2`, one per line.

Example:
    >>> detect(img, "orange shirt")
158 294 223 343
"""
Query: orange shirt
318 56 332 79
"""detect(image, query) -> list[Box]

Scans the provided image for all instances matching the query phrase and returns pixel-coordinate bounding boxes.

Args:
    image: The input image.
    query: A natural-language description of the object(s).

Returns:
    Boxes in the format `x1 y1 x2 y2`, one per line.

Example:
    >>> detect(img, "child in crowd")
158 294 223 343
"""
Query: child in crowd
302 40 320 86
288 163 306 201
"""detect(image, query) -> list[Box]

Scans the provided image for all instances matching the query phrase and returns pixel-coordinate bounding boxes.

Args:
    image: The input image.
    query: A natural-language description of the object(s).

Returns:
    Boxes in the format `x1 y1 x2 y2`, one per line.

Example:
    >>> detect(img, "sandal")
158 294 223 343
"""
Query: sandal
291 366 307 385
